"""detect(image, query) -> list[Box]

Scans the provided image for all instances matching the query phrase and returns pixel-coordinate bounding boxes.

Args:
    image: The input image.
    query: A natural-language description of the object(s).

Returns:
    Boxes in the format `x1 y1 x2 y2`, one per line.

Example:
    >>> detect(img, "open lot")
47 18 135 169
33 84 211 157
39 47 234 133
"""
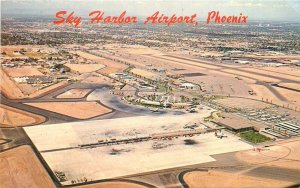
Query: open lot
56 89 92 99
273 87 300 106
184 138 300 188
73 51 127 75
0 67 68 99
0 104 45 127
262 66 300 77
81 74 114 85
130 68 159 80
186 75 251 97
24 114 252 185
0 145 55 188
29 81 69 98
65 63 105 73
78 181 145 188
4 66 44 77
241 67 300 83
184 170 293 188
0 67 24 99
25 101 112 119
215 97 272 110
222 69 280 83
278 83 300 91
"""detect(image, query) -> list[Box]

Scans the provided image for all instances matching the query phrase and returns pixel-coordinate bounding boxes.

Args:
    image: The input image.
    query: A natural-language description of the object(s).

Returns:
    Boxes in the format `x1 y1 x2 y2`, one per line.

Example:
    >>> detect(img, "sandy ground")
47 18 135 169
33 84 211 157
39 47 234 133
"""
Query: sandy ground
157 55 221 70
0 145 55 188
4 66 44 77
209 70 257 84
241 67 300 83
215 97 271 110
0 67 68 99
98 66 126 75
56 89 92 99
24 113 253 185
222 69 280 83
278 83 300 90
73 51 127 75
184 170 293 188
117 45 162 55
17 83 37 95
0 104 45 127
130 68 158 80
186 75 251 97
272 87 300 107
25 102 112 119
65 63 105 73
262 66 300 77
72 51 107 61
184 138 300 188
78 182 145 188
248 83 300 108
29 81 68 98
14 81 68 99
248 84 282 105
81 75 114 85
0 67 25 99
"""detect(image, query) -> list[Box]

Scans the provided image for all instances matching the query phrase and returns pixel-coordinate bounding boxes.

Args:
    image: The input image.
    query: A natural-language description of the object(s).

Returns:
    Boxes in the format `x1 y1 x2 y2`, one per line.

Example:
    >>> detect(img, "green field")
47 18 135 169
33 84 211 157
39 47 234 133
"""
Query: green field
239 130 271 143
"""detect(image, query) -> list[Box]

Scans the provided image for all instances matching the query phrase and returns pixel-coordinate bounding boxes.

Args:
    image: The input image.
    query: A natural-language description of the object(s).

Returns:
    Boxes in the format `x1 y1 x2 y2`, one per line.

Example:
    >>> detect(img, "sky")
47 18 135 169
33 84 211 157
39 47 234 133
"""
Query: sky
1 0 300 21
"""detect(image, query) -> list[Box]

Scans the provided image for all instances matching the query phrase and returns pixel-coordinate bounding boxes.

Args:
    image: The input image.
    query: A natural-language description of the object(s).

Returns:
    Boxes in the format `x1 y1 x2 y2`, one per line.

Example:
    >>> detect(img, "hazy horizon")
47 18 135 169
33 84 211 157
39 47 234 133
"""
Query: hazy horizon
1 0 300 22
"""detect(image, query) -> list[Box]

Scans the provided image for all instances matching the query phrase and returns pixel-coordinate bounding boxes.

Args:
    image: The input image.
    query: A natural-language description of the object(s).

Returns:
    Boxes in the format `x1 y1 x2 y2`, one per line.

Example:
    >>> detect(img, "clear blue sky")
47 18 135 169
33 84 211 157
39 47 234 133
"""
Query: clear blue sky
1 0 300 21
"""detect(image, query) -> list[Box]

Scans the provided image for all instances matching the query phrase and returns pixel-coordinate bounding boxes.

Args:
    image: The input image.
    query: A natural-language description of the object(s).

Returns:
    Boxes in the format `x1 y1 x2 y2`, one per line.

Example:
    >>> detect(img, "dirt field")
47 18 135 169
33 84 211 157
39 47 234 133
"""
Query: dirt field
0 145 55 188
273 87 300 106
78 182 145 188
222 69 280 83
184 138 300 188
241 67 300 83
215 97 271 110
0 67 25 99
56 89 92 99
0 67 68 99
73 51 127 74
4 67 44 77
248 84 282 105
14 81 69 99
25 102 112 119
186 75 251 97
65 63 105 73
130 68 158 80
262 66 300 77
98 66 126 75
118 45 163 55
0 104 45 127
29 81 68 98
72 51 107 61
157 55 221 70
184 170 292 188
81 75 113 85
278 83 300 91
